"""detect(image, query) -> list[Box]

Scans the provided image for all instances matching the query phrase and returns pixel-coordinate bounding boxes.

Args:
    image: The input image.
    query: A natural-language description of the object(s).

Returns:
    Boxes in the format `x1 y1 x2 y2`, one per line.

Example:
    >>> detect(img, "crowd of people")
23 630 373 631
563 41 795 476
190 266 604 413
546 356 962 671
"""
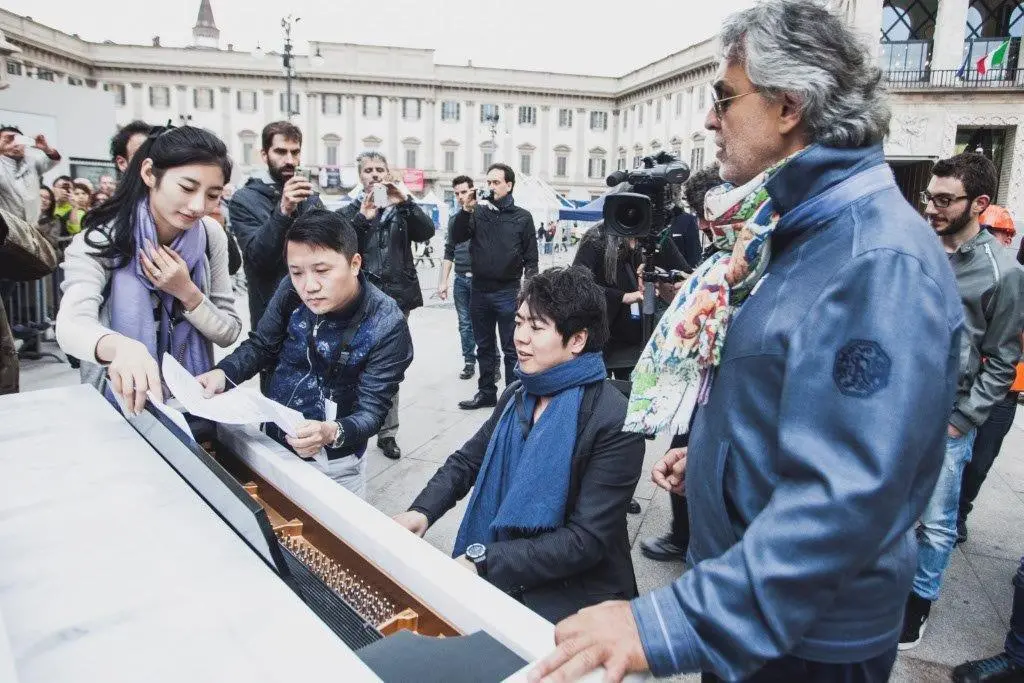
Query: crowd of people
3 1 1024 681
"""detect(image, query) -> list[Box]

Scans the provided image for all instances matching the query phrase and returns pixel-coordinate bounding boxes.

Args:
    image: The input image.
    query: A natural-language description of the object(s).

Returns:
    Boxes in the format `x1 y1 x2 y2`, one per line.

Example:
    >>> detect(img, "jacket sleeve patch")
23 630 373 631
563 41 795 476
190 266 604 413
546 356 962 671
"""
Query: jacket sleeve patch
833 339 891 398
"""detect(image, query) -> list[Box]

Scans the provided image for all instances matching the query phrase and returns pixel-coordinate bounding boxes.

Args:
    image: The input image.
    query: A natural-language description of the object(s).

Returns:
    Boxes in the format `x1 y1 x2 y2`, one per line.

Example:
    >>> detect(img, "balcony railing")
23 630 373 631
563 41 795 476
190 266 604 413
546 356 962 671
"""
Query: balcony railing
885 68 1024 89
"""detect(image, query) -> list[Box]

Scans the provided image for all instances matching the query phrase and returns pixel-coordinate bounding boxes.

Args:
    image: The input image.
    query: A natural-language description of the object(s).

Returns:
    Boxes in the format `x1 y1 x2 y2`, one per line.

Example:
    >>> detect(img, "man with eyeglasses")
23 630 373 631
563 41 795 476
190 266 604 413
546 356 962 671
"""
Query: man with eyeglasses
897 152 1024 655
528 2 963 682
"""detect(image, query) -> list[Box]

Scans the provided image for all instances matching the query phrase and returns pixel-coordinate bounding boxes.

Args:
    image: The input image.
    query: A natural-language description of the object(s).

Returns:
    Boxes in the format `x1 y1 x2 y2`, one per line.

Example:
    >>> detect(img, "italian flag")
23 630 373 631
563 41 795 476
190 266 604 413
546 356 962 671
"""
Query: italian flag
977 39 1010 75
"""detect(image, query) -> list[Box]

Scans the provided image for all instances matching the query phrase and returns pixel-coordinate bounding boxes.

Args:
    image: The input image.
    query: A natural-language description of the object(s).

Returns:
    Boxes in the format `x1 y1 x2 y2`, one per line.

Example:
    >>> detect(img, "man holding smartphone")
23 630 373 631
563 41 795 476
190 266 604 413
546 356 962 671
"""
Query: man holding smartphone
229 121 323 330
337 151 434 460
0 126 61 223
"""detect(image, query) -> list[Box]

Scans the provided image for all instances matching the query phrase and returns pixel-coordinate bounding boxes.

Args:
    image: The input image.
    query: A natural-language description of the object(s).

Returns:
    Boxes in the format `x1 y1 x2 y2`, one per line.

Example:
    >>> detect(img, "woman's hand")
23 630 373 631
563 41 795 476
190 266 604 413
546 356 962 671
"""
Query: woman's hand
140 241 203 311
98 334 162 415
285 420 339 457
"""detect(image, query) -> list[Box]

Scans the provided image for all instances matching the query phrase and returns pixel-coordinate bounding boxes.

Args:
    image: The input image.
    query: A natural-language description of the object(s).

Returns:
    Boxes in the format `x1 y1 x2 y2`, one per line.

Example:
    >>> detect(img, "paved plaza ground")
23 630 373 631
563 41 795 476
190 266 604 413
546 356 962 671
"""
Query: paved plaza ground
15 245 1024 682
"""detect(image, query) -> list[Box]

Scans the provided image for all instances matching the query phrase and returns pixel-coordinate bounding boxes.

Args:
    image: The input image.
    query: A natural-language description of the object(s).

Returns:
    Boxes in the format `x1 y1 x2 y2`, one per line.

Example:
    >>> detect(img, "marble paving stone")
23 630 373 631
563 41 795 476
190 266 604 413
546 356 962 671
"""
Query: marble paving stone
890 656 953 682
632 489 687 597
402 411 488 465
959 469 1024 562
963 551 1017 631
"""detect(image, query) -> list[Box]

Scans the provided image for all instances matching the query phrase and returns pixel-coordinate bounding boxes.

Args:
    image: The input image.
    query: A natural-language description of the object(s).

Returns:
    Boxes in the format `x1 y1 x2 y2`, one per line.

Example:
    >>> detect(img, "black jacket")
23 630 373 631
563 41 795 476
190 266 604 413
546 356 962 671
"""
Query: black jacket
228 175 323 327
339 199 434 313
668 211 702 272
451 198 539 292
409 380 645 623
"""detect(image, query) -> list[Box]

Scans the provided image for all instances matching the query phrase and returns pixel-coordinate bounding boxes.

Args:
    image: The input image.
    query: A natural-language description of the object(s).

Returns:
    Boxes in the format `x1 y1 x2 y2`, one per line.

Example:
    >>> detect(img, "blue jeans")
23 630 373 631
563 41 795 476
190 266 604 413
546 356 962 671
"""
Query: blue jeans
470 285 518 399
453 273 475 364
913 428 977 601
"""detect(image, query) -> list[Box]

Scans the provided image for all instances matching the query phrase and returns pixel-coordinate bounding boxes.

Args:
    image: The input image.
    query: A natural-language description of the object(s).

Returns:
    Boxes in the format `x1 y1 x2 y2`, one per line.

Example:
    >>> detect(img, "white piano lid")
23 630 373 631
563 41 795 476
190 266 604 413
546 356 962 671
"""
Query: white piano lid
0 385 380 683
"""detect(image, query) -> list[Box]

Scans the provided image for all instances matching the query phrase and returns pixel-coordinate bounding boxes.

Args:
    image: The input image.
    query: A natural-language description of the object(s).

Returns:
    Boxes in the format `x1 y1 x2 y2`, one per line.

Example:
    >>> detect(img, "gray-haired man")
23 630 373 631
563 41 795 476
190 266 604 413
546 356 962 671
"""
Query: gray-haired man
529 2 962 682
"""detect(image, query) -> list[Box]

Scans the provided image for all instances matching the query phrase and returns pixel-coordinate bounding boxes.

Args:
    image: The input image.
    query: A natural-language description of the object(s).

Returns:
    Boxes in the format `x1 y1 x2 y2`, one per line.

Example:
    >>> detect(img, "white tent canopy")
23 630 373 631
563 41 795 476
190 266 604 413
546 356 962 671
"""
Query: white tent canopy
512 174 566 230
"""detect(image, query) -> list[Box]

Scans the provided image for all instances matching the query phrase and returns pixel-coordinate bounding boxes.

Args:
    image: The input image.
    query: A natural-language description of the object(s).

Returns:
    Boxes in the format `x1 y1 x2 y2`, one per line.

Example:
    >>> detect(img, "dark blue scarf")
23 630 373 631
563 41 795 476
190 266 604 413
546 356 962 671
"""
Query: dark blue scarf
452 352 607 557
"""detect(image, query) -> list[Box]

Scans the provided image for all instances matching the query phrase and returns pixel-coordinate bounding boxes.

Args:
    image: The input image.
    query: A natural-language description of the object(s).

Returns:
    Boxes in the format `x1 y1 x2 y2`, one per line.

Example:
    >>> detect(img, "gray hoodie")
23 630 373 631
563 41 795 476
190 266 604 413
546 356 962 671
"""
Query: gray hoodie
948 227 1024 434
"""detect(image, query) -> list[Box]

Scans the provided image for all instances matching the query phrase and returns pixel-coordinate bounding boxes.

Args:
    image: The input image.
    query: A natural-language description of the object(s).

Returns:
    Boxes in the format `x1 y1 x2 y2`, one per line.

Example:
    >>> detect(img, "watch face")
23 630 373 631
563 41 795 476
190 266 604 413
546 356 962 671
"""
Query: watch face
466 543 486 560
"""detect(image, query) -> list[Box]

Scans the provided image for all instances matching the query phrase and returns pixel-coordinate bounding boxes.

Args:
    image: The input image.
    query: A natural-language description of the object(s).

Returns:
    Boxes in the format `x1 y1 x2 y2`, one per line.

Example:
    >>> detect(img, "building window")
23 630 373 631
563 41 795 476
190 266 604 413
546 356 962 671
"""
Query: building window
623 109 629 128
589 111 608 131
322 94 342 116
36 70 54 82
239 131 257 166
672 141 683 158
444 149 456 172
588 156 607 179
690 145 705 172
405 148 417 169
105 83 126 106
656 100 662 122
6 61 21 76
480 103 500 123
698 86 706 111
363 96 382 119
150 85 170 108
520 153 532 175
68 76 83 86
518 105 537 126
555 155 568 177
194 87 215 111
638 103 645 126
279 92 300 114
441 100 461 122
558 108 573 128
617 155 626 171
402 98 421 121
674 92 683 116
323 135 340 166
482 151 494 172
237 89 257 113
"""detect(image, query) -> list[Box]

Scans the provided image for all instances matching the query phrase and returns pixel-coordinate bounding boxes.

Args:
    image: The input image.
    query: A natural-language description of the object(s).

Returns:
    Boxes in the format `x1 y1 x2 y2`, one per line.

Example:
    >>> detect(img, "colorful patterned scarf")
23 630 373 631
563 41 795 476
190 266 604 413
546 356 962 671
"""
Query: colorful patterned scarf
624 152 803 435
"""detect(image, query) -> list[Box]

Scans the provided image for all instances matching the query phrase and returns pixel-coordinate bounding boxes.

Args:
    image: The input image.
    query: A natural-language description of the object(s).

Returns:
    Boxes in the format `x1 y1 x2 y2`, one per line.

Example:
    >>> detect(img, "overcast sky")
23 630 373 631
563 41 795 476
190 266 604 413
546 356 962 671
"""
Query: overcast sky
3 0 755 76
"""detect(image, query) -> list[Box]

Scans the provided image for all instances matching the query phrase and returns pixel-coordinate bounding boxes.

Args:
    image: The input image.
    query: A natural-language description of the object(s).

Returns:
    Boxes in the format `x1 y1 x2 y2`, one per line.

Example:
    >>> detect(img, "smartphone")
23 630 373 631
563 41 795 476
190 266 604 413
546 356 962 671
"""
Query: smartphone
372 184 388 207
476 188 494 202
293 166 309 182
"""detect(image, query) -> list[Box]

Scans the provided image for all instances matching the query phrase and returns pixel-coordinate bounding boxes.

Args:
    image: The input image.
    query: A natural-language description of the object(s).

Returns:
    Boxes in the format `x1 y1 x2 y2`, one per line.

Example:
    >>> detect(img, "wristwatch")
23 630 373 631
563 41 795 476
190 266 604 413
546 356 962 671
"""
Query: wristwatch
465 542 488 577
329 421 346 450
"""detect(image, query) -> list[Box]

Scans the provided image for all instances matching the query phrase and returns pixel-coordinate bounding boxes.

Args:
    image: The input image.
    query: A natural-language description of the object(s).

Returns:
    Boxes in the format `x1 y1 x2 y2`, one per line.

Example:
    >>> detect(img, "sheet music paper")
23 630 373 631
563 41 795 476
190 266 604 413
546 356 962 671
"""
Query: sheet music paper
160 354 305 437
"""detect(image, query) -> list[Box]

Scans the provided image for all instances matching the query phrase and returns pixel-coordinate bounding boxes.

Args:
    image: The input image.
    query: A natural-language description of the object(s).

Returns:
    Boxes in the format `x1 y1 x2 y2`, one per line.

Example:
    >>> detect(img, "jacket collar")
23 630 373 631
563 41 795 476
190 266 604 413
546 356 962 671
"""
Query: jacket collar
766 144 886 221
950 225 994 256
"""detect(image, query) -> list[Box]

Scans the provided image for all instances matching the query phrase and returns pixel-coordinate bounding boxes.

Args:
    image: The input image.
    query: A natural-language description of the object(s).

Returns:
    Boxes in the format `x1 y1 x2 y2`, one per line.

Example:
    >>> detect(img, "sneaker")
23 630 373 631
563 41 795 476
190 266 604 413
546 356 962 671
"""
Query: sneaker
640 533 687 562
898 591 932 650
378 437 401 460
956 518 968 546
951 652 1024 683
460 362 475 380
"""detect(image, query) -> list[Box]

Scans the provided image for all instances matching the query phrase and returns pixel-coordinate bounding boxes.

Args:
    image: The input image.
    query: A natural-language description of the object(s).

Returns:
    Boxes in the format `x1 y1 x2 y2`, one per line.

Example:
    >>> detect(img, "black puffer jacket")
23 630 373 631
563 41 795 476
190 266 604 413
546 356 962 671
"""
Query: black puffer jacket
339 199 434 312
228 174 323 327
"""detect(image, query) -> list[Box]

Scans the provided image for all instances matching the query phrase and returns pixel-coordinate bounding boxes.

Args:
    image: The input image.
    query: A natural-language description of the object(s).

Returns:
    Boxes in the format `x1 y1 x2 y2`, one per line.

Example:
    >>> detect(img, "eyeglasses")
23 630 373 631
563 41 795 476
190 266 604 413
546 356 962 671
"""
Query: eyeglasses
710 88 757 118
919 191 969 209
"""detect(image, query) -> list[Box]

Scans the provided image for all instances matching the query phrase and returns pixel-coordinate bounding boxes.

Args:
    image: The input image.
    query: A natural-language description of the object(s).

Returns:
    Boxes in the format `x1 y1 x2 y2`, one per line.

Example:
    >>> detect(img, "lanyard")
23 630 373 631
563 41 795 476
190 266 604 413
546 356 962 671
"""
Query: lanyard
306 297 368 401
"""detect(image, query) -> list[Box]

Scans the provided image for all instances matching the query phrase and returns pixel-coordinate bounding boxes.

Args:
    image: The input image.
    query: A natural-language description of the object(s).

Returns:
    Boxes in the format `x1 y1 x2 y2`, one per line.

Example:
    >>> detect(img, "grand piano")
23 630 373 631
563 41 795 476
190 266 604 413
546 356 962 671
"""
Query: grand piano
0 385 646 683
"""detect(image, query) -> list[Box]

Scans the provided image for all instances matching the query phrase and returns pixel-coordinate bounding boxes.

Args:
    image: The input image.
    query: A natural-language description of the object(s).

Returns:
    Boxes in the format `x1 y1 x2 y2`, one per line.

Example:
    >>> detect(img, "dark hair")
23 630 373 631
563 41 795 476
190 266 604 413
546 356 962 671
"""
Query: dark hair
578 222 636 290
84 126 233 269
0 125 23 135
39 186 55 219
109 120 153 163
684 163 724 218
932 153 998 202
262 121 303 152
284 209 358 261
54 175 73 186
91 191 109 205
451 174 473 188
487 163 515 190
517 266 608 352
356 151 388 170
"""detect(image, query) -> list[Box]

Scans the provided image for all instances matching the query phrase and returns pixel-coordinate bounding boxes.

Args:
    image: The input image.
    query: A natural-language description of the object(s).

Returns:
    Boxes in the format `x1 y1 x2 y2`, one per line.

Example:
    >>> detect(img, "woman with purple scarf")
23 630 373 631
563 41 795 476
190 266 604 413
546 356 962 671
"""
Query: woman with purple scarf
56 126 241 414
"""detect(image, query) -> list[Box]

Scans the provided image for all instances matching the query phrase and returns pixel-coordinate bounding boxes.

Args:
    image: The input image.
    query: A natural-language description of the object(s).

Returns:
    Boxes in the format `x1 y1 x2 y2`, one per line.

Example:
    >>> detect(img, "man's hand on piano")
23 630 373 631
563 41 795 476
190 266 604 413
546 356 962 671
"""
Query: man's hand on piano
456 556 478 574
286 420 339 457
196 369 227 398
527 601 649 683
392 510 429 537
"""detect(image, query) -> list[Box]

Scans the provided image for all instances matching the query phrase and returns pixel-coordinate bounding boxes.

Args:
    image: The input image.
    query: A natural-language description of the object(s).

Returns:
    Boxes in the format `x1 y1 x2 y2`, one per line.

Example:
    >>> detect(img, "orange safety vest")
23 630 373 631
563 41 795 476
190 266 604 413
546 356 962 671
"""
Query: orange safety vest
1013 363 1024 393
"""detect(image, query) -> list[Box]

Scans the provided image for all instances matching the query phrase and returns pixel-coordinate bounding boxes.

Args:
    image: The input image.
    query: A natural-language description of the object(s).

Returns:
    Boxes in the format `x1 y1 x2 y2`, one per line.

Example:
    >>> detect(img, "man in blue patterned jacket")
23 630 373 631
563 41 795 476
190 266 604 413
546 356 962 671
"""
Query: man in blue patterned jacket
197 209 412 498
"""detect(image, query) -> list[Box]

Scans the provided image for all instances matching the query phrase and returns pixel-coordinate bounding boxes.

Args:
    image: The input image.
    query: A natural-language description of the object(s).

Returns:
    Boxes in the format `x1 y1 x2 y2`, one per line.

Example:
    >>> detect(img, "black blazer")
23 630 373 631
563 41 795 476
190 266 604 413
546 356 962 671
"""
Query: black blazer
409 380 645 623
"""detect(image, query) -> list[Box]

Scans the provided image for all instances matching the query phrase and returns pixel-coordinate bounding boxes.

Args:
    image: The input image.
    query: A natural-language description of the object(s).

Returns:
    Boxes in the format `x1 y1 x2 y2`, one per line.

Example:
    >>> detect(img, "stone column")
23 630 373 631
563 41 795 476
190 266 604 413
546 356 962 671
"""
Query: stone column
663 94 672 147
503 103 514 163
539 105 551 180
464 100 476 174
131 82 145 120
263 89 276 121
219 87 232 152
424 99 437 172
575 107 587 183
387 96 399 164
306 92 319 165
345 95 357 162
932 0 969 73
611 110 621 169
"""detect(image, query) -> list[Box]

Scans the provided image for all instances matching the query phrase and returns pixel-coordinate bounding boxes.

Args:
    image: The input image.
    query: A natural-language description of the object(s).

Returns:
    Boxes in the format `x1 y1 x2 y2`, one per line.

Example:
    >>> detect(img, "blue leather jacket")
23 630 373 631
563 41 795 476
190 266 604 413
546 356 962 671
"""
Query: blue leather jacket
631 145 964 680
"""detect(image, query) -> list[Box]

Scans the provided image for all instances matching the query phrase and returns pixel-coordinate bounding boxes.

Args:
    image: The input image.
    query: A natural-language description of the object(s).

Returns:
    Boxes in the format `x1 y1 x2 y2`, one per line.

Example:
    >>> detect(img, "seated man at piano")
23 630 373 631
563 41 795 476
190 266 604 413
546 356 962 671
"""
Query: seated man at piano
393 266 645 623
197 210 413 498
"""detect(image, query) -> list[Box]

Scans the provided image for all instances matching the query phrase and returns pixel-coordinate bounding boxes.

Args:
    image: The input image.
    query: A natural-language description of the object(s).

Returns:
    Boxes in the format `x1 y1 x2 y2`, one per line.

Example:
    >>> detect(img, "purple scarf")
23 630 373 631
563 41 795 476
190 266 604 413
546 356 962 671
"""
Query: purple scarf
107 199 212 389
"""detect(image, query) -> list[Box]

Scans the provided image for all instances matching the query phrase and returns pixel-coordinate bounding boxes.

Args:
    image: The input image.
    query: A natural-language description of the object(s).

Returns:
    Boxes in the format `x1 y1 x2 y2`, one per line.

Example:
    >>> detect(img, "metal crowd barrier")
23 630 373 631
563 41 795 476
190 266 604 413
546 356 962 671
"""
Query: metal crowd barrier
1 270 64 362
